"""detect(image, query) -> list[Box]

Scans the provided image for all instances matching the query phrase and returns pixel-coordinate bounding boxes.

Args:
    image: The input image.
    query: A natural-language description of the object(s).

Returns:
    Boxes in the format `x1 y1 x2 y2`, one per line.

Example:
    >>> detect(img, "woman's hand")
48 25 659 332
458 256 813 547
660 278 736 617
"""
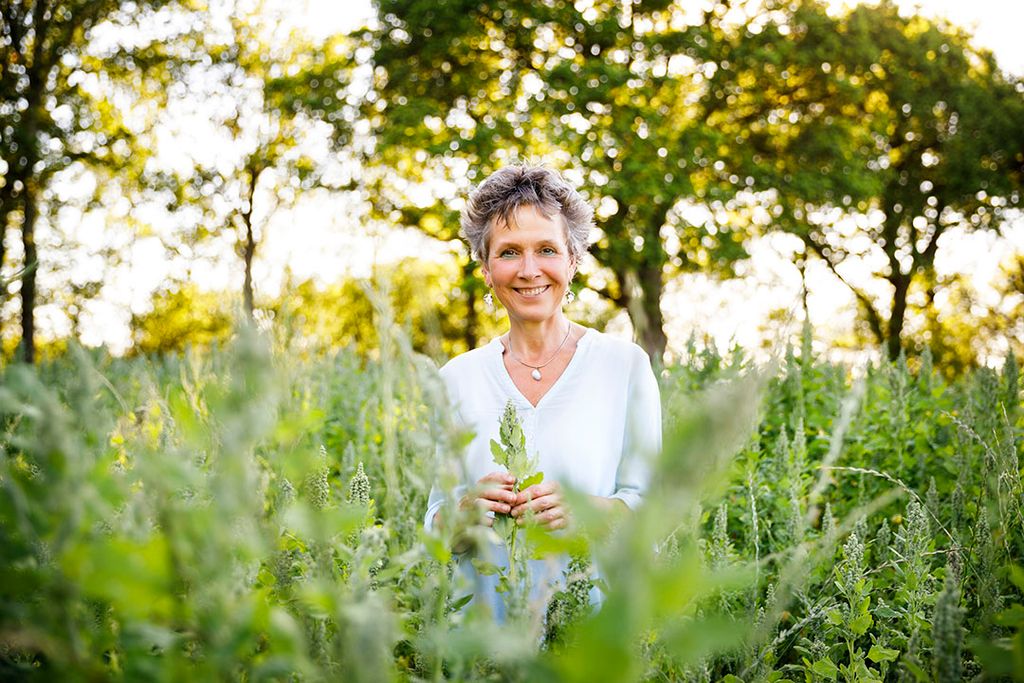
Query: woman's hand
459 471 518 527
511 481 568 530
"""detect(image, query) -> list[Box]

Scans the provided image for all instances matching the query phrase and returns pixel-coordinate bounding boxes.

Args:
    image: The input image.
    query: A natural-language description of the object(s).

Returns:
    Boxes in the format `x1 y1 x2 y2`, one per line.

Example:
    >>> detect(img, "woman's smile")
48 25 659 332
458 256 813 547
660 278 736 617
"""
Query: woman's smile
515 285 551 297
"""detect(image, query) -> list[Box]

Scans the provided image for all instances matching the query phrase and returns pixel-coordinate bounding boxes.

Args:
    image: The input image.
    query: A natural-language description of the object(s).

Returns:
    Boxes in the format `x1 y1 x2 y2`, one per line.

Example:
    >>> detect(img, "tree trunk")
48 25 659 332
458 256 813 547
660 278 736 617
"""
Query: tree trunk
240 164 259 320
886 272 910 360
19 180 37 364
462 260 479 351
622 263 667 365
242 221 255 319
0 187 14 342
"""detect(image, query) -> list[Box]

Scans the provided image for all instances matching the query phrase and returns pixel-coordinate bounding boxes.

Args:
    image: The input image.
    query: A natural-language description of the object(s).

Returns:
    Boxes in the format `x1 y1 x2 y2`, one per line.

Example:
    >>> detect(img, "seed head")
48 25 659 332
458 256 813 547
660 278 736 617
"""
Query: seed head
932 559 963 683
306 460 330 511
874 518 892 565
820 502 836 538
348 461 370 505
499 401 523 452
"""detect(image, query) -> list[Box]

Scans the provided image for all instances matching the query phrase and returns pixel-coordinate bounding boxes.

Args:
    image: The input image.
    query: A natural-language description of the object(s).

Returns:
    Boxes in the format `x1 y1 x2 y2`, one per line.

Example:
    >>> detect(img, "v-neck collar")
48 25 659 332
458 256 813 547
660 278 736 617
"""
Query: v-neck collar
489 327 593 409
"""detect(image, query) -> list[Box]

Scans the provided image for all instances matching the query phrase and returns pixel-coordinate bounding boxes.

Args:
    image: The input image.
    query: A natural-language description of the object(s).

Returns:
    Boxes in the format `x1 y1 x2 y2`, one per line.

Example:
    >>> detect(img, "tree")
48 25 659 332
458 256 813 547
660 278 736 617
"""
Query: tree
130 282 234 355
152 0 336 321
719 0 1024 359
352 0 761 360
0 0 198 363
914 250 1024 375
129 259 509 359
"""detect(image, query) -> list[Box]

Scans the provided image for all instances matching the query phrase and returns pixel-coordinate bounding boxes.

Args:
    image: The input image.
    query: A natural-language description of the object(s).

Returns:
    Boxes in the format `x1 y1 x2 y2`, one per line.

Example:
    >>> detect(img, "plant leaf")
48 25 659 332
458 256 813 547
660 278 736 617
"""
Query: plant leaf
810 658 839 680
520 471 544 489
867 644 900 663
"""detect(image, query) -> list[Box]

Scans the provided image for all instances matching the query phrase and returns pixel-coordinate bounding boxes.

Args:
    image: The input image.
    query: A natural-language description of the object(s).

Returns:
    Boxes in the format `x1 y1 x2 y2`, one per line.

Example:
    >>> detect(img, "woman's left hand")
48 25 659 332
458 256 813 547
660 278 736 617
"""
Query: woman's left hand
511 481 568 530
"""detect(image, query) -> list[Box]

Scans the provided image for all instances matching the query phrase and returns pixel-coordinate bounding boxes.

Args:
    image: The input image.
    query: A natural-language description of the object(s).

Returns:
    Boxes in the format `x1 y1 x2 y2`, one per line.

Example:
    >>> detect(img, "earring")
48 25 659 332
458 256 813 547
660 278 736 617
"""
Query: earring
483 291 494 308
566 290 575 304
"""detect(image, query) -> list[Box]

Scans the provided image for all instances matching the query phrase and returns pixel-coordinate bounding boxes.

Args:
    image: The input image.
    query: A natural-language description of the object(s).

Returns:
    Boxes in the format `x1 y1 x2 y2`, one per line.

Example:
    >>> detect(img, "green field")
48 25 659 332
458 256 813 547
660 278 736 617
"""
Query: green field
1 322 1021 682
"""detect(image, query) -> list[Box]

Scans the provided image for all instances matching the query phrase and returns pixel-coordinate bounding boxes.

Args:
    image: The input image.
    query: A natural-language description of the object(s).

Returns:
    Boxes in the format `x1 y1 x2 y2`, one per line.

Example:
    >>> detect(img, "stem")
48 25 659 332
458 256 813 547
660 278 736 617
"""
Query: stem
509 524 518 583
508 480 520 584
846 637 855 681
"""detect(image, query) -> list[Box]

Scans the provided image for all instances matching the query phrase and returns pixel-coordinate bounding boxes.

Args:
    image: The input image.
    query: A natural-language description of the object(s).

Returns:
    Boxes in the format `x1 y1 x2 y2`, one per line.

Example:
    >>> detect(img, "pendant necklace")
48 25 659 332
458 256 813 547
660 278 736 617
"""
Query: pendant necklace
507 323 573 381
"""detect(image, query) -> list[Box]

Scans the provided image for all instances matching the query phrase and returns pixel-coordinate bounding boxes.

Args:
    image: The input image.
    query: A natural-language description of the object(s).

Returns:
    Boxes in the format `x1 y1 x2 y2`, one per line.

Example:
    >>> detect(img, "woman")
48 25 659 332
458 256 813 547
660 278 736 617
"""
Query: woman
424 164 661 620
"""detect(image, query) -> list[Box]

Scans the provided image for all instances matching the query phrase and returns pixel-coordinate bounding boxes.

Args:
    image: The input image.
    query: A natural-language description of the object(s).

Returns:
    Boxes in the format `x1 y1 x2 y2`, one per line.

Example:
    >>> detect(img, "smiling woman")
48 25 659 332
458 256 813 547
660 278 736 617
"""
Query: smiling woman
425 165 662 622
485 204 577 357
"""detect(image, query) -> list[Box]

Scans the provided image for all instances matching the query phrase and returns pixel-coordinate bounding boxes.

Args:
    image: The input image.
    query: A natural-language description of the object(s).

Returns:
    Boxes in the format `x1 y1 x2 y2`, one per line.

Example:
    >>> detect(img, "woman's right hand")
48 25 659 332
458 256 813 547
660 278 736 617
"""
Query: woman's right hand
459 471 517 527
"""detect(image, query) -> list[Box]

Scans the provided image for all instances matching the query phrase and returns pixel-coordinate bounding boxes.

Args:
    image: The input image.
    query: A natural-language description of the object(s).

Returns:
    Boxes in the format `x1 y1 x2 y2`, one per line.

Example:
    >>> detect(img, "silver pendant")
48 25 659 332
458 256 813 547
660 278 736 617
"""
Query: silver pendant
531 369 542 381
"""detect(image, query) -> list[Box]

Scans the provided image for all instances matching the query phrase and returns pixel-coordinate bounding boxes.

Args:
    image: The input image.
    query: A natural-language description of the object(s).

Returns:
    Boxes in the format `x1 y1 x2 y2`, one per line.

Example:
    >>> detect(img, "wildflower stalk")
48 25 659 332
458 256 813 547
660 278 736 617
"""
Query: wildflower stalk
489 401 541 608
932 552 963 683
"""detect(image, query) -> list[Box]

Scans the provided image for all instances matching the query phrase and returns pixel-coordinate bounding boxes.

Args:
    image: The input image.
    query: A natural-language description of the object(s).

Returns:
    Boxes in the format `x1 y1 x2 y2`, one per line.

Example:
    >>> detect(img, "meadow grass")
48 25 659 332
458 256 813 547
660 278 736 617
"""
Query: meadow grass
0 323 1021 681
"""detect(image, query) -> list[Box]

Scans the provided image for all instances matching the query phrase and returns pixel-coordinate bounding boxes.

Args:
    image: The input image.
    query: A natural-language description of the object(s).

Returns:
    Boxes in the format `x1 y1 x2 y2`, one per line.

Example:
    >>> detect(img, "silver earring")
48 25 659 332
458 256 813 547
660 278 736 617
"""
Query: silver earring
566 290 575 304
484 291 494 308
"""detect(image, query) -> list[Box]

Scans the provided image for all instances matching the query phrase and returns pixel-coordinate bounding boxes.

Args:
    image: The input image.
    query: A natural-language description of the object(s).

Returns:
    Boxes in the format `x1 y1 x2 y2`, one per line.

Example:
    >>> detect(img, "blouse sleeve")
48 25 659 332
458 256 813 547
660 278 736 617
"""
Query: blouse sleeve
423 480 467 532
608 346 661 509
424 362 466 532
424 482 445 532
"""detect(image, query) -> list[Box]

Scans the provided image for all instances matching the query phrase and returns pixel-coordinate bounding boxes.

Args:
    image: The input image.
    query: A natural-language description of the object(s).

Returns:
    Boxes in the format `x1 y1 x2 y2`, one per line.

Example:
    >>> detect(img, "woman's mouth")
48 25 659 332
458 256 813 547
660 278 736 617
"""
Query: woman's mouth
515 285 550 297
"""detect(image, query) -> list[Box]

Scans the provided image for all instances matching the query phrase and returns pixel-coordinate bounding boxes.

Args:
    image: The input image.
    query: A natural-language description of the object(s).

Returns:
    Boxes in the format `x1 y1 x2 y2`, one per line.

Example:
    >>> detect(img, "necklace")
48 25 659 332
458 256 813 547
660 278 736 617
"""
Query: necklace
506 323 573 381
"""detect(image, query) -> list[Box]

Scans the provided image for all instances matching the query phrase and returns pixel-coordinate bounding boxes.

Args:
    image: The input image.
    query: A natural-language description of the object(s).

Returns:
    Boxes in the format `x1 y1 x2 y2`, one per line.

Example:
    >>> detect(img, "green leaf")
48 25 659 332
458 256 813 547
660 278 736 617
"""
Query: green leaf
810 658 839 680
867 644 900 663
520 471 544 489
827 608 844 626
993 604 1024 627
471 559 499 576
1007 564 1024 591
900 657 930 683
875 604 900 619
850 612 874 636
449 593 474 613
490 439 508 468
969 635 1017 677
493 514 513 540
858 595 871 614
421 530 451 564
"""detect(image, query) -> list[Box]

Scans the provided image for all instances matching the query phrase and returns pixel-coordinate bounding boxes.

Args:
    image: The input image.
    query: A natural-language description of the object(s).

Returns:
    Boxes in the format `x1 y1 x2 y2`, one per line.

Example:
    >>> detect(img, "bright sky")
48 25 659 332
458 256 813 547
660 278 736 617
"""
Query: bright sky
27 0 1024 360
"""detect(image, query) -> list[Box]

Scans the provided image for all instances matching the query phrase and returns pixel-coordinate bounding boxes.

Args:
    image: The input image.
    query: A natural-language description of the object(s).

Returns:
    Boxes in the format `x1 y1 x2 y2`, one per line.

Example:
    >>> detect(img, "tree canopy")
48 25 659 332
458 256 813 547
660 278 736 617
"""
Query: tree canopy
354 0 770 360
1 0 1022 365
716 0 1024 358
352 0 1023 361
0 0 201 362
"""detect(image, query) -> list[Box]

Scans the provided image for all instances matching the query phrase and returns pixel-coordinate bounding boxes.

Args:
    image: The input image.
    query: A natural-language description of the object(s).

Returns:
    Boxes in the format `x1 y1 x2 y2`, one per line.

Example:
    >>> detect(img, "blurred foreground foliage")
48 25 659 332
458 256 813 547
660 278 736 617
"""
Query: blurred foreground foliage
1 316 1022 681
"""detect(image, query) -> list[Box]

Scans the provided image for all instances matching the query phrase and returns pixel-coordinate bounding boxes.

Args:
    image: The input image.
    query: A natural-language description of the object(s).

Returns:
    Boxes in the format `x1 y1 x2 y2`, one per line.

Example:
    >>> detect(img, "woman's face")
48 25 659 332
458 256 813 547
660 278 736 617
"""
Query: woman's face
482 204 575 326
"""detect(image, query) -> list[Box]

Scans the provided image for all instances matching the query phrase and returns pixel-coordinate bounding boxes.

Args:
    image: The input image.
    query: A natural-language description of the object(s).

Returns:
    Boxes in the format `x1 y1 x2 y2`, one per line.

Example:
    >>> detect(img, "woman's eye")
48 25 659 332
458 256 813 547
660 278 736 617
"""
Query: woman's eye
499 249 518 258
540 247 557 255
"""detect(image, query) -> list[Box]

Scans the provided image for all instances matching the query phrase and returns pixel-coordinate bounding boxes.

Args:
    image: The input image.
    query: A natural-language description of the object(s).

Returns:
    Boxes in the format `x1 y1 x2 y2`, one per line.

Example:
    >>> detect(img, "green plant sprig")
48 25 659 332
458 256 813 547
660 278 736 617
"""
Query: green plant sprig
488 400 543 599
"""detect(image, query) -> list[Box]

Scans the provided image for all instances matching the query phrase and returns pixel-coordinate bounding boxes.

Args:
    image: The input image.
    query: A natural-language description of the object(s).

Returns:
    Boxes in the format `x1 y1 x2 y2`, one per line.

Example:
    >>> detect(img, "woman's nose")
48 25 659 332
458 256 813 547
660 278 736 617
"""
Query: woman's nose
518 252 541 278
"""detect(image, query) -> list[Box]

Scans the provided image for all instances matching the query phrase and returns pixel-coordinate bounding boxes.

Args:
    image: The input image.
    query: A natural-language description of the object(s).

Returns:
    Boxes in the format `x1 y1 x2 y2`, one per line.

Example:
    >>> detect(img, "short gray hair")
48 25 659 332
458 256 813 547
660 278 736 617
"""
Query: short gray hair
460 165 594 263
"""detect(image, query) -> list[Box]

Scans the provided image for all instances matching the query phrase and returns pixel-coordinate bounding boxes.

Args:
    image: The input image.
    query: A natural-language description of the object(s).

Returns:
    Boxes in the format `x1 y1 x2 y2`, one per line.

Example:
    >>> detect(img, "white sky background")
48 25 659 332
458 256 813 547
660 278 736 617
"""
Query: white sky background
30 0 1024 359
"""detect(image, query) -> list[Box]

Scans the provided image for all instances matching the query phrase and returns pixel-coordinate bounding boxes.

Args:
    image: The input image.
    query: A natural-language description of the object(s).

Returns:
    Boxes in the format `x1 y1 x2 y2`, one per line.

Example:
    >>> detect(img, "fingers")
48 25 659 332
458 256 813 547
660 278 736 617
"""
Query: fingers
516 504 567 529
511 484 568 529
457 472 519 524
477 472 517 505
481 487 518 506
477 498 512 516
459 474 569 529
479 471 515 486
514 481 560 505
460 473 516 508
511 494 559 517
511 481 561 513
